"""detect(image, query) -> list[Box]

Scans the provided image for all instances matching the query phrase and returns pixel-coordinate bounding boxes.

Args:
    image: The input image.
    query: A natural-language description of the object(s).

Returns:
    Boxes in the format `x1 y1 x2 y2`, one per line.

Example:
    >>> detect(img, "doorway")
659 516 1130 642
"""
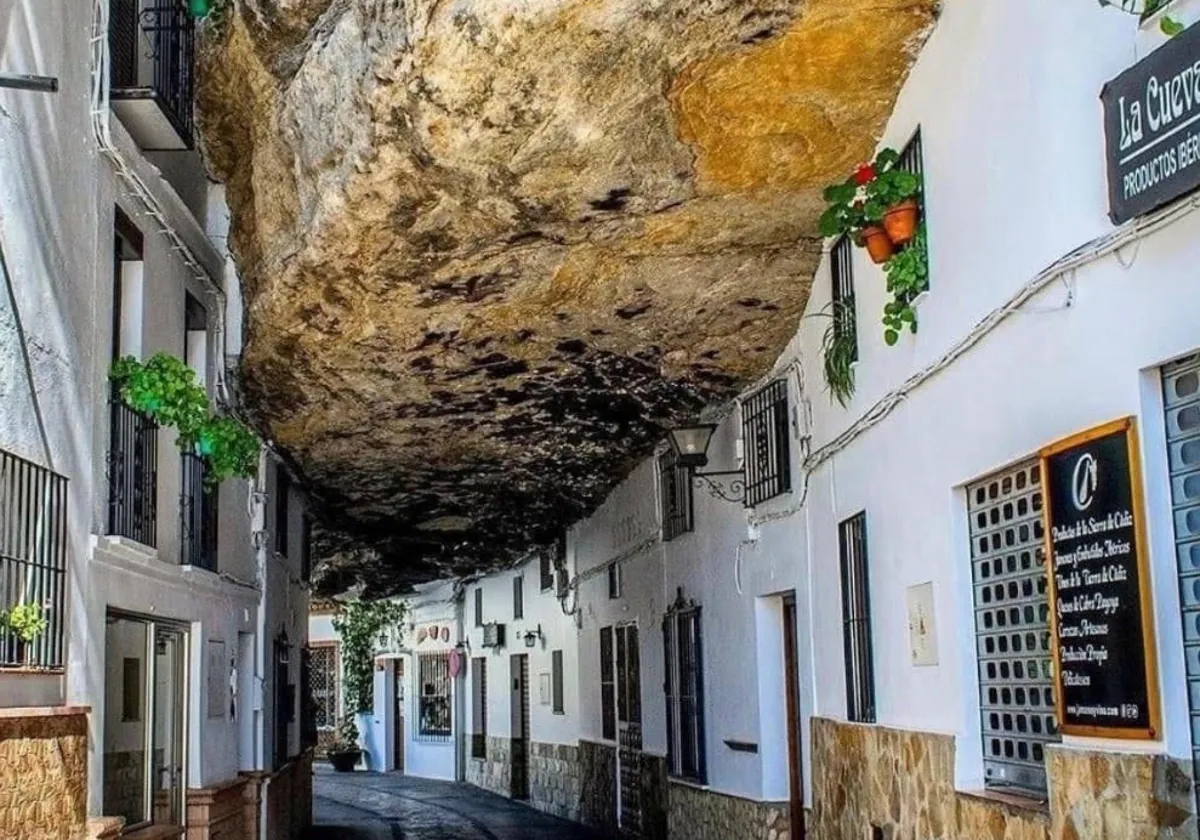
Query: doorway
615 624 642 835
393 659 406 772
103 613 188 831
782 596 806 840
510 654 530 799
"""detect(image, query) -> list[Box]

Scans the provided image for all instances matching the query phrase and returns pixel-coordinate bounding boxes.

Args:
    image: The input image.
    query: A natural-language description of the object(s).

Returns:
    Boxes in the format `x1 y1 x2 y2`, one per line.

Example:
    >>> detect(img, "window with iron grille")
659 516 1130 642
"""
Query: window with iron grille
513 575 524 620
540 549 554 591
471 657 487 758
830 235 857 362
608 562 622 600
742 379 792 507
839 512 876 723
309 644 339 733
600 626 616 740
300 514 314 582
897 129 929 286
275 466 290 557
418 653 453 741
552 650 565 714
658 449 694 541
0 448 68 670
474 587 484 627
180 452 218 571
664 592 705 783
968 460 1058 794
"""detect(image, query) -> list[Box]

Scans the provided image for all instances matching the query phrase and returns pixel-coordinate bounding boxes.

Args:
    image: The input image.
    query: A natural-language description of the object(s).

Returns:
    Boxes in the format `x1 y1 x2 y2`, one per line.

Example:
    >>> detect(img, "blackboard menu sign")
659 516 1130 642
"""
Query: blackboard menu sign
1040 418 1160 739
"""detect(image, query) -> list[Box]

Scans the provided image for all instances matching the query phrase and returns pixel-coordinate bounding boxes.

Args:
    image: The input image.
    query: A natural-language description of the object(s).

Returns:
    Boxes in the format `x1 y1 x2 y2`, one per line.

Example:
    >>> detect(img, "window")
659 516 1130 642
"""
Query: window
474 587 484 628
968 461 1057 794
839 512 876 723
664 592 705 782
309 644 339 732
552 650 565 714
830 235 857 362
274 465 290 557
608 562 622 599
540 549 554 591
600 627 616 740
513 575 524 619
471 658 487 759
658 449 694 540
300 514 314 582
418 653 452 741
742 379 791 506
897 129 929 285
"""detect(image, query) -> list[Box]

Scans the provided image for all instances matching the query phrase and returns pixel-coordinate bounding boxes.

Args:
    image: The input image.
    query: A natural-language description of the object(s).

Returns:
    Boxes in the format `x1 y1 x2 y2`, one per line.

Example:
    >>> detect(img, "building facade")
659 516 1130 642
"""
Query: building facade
0 2 312 838
308 3 1200 839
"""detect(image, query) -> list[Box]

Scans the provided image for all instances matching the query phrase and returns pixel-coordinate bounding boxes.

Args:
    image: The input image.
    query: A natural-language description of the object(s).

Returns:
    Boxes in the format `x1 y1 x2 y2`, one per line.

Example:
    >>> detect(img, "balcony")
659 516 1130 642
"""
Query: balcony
180 452 218 570
108 397 159 547
108 0 195 150
0 449 68 670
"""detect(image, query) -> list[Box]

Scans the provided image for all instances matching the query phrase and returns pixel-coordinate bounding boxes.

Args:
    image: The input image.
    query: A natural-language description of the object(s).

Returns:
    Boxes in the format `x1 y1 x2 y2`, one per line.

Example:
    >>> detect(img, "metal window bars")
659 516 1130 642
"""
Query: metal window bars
180 452 217 570
658 449 694 541
839 512 876 724
741 379 792 507
108 0 196 147
831 236 858 362
0 449 68 670
108 394 159 547
418 653 452 741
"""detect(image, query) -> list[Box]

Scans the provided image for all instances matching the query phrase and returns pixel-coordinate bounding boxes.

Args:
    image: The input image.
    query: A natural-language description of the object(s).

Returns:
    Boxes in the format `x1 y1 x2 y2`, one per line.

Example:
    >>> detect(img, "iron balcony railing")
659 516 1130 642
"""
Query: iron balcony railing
108 395 159 547
108 0 196 147
0 449 68 670
180 452 218 570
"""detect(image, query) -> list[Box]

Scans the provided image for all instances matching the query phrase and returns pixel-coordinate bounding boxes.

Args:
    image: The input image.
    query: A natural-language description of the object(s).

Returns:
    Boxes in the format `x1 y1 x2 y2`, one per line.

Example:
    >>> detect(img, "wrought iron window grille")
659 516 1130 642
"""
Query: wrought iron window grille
108 0 197 147
180 451 217 571
107 391 159 546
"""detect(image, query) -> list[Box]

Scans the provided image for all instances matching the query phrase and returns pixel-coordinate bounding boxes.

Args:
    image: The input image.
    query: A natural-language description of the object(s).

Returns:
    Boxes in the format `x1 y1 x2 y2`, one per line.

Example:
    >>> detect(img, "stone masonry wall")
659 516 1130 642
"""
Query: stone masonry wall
579 739 618 834
0 709 87 840
810 716 1195 840
465 735 512 798
529 741 582 822
668 780 791 840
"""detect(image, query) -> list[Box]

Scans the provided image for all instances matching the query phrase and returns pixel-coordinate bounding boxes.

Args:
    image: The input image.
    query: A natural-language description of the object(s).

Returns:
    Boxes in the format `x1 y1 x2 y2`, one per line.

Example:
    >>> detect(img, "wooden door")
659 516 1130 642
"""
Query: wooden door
783 596 806 840
616 624 642 835
394 660 405 772
510 654 530 799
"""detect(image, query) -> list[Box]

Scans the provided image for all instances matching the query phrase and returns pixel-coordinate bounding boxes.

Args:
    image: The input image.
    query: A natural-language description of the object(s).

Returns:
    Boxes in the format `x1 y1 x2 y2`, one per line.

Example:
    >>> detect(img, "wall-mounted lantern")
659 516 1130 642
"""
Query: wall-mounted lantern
522 625 544 649
668 424 746 504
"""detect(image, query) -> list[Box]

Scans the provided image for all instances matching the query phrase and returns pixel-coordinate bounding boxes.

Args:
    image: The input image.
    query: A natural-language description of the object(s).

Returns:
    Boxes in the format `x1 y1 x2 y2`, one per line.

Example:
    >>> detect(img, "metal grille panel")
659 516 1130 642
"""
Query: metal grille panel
0 449 68 670
658 450 693 541
839 513 875 723
1163 354 1200 810
180 452 217 571
742 379 791 507
968 460 1058 794
471 657 487 759
417 653 452 741
108 396 158 547
830 236 857 362
309 645 338 732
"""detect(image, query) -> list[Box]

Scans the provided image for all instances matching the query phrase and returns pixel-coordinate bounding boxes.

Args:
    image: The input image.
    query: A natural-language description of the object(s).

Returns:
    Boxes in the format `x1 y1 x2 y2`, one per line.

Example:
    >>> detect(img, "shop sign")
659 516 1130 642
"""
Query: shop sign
1040 417 1160 738
1101 22 1200 223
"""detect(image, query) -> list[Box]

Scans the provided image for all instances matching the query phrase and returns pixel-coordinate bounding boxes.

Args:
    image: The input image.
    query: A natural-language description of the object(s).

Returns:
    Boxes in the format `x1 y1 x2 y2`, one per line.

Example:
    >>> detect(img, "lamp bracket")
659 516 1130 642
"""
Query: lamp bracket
691 469 746 505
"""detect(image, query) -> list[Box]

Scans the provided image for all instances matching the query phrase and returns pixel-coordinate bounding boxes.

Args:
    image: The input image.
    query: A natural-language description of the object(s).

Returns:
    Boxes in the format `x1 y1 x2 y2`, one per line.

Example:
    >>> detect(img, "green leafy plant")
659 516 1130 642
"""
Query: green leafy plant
1099 0 1185 36
111 353 259 487
4 602 48 643
808 301 857 407
819 149 921 238
329 713 361 753
881 226 929 346
331 600 408 713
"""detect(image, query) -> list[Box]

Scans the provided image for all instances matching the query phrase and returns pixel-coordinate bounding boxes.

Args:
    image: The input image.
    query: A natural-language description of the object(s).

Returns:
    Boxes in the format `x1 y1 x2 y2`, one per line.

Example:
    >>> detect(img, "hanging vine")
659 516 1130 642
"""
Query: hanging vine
332 599 408 713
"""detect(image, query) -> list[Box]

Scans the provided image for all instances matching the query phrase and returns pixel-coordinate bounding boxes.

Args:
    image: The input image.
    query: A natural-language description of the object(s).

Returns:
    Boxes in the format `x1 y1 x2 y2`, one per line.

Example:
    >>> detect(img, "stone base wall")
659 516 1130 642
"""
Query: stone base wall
465 735 512 798
579 740 618 834
667 781 790 840
186 776 250 840
811 716 1195 840
244 750 313 840
529 742 582 821
0 707 87 840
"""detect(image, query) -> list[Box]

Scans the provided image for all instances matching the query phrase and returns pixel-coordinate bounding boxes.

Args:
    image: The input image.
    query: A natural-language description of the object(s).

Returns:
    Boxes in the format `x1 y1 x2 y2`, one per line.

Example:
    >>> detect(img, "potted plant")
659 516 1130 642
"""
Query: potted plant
4 602 48 666
862 149 921 246
881 227 929 345
808 300 857 406
326 714 362 772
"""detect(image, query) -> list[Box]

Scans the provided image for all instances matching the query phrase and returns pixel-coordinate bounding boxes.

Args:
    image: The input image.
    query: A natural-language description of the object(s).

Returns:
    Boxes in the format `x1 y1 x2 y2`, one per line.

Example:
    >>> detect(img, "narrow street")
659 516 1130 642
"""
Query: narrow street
309 765 607 840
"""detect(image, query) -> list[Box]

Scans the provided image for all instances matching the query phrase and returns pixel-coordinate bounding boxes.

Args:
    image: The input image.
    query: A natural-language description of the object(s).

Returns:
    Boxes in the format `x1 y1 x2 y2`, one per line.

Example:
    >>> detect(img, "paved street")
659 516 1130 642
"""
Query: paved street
309 764 609 840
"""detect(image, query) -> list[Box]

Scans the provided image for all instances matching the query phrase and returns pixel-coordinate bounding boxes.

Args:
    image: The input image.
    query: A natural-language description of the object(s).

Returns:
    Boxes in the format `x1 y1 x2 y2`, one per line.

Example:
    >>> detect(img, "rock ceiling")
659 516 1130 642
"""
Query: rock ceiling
197 0 938 592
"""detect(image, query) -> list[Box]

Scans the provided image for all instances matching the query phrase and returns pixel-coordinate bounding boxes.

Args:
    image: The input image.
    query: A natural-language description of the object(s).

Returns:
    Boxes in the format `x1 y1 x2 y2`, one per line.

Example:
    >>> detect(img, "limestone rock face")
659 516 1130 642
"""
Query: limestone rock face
197 0 937 589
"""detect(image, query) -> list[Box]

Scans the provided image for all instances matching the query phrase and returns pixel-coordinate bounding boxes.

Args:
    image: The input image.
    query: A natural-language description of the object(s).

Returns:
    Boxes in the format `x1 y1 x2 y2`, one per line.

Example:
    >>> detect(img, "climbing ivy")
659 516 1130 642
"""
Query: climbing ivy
332 600 408 713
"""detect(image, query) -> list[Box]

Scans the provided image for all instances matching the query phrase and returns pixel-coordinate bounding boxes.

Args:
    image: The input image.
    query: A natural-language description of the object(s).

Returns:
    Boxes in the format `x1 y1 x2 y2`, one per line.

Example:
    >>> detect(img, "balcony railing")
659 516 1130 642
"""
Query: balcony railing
108 396 159 547
180 452 218 570
108 0 196 149
0 449 68 670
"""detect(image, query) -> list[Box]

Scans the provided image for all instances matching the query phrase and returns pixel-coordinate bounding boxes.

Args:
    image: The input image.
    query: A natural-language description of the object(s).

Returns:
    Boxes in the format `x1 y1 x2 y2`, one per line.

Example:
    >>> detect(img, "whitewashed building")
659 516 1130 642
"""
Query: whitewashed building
0 2 312 838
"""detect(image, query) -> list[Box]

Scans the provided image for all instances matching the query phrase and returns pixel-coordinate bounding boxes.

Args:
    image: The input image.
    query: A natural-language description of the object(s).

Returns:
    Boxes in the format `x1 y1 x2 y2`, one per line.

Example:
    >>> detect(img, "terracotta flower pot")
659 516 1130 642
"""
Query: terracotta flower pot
883 198 920 245
860 226 895 264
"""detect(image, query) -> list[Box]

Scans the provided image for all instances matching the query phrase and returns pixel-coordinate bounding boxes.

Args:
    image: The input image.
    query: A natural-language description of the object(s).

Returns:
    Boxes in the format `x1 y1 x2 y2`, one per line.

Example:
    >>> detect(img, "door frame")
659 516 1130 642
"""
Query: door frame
782 594 806 840
104 609 191 831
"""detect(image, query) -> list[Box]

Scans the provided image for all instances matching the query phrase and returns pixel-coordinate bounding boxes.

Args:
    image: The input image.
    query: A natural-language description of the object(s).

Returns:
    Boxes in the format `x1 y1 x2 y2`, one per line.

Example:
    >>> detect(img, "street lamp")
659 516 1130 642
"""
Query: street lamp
522 625 543 649
667 424 747 505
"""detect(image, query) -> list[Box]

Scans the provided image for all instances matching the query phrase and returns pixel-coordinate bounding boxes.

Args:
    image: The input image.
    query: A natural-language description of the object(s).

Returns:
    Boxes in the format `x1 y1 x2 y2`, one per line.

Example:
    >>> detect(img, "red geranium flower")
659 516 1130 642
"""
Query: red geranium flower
853 163 877 185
